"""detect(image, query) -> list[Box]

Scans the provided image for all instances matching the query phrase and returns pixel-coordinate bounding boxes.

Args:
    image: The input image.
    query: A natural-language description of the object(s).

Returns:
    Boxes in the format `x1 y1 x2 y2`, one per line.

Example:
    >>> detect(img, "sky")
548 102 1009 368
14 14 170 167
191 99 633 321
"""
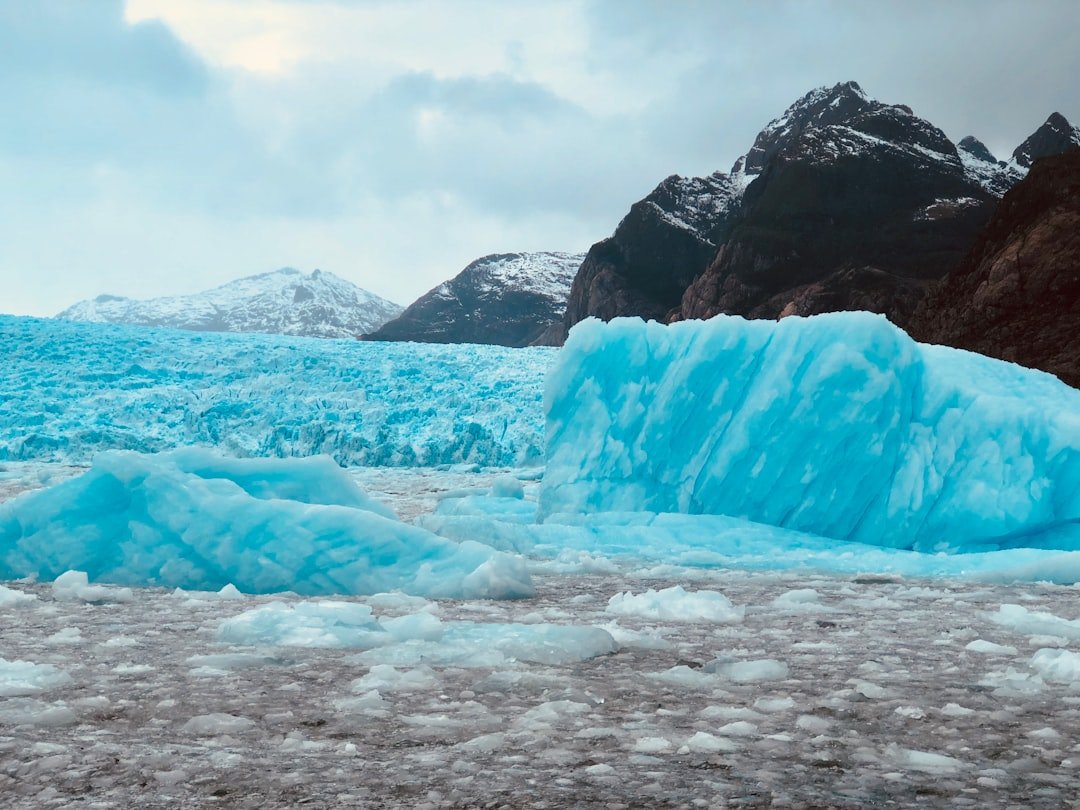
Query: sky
1 0 1078 316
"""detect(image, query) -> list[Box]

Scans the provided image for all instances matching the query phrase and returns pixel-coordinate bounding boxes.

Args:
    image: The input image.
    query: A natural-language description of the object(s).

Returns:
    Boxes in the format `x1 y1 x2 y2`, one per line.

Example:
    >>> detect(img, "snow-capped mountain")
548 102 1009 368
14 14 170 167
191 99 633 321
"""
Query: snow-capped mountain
365 252 584 347
557 81 1078 342
57 268 403 339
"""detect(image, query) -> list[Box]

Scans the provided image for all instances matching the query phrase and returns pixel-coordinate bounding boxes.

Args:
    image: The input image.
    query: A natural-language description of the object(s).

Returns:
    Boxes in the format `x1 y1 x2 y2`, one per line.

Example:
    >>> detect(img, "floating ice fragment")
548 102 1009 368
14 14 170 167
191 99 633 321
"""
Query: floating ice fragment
606 586 743 623
1030 648 1080 685
52 571 132 604
965 639 1018 655
886 744 968 772
181 713 256 736
0 658 72 698
684 731 738 753
989 605 1080 640
0 584 37 607
633 737 672 753
704 658 790 683
352 665 439 692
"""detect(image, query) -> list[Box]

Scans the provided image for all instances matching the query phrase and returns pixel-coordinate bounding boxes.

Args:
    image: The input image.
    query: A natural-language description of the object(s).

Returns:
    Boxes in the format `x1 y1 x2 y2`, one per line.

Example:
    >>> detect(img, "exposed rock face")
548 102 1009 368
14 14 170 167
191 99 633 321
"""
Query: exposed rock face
552 172 747 344
1011 113 1080 168
57 269 402 339
558 81 1073 341
908 148 1080 387
364 252 583 347
678 83 1002 326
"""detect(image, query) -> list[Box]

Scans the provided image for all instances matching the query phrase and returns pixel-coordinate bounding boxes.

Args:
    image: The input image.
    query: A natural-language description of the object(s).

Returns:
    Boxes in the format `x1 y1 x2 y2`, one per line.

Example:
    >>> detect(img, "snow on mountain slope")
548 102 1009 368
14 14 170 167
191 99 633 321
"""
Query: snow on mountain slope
57 268 403 339
0 315 551 467
365 252 584 347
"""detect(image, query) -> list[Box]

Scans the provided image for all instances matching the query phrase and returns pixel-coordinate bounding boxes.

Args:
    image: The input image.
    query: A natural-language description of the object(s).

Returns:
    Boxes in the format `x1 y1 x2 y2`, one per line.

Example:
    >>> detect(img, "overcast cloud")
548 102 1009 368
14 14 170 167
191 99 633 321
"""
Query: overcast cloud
1 0 1077 316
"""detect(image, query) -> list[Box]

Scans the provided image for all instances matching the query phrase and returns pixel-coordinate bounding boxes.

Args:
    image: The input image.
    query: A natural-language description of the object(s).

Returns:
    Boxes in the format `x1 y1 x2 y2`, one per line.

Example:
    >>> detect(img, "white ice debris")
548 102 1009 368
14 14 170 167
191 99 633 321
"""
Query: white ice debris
1029 648 1080 685
0 658 72 697
0 583 37 607
989 604 1080 640
181 713 256 736
52 570 133 604
605 586 744 623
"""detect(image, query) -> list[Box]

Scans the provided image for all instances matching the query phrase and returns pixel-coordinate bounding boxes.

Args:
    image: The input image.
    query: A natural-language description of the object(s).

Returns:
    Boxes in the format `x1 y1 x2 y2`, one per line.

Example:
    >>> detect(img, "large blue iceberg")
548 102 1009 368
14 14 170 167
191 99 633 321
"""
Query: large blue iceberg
0 449 533 598
542 313 1080 553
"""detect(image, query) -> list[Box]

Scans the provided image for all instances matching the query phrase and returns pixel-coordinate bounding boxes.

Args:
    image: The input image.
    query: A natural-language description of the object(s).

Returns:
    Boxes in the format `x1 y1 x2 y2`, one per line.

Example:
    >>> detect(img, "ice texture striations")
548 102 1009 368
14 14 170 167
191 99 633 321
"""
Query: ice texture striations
0 315 550 467
542 313 1080 552
0 449 534 598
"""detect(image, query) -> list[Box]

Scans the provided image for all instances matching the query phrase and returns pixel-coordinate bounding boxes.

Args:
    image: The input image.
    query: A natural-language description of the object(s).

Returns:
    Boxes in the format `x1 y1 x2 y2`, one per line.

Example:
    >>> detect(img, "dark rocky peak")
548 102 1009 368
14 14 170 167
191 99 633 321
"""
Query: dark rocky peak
845 106 958 158
1012 112 1080 168
736 81 876 174
958 136 997 164
637 171 747 243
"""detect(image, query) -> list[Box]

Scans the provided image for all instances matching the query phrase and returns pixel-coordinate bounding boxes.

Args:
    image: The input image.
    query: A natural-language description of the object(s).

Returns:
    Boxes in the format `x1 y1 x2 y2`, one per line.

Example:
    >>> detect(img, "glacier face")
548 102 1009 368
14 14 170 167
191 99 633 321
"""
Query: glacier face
542 313 1080 552
56 268 403 339
0 316 552 467
0 449 533 598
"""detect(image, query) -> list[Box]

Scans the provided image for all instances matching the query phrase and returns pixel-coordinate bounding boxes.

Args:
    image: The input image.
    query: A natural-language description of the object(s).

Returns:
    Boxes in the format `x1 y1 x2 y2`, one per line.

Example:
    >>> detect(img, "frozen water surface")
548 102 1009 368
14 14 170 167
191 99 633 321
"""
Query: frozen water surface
3 465 1080 808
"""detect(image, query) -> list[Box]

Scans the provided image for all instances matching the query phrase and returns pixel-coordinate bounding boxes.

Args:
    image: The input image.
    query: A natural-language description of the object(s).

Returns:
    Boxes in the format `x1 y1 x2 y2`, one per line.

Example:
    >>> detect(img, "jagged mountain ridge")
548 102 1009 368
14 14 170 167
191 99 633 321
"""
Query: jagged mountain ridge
57 268 403 339
555 81 1076 343
365 252 584 347
909 147 1080 387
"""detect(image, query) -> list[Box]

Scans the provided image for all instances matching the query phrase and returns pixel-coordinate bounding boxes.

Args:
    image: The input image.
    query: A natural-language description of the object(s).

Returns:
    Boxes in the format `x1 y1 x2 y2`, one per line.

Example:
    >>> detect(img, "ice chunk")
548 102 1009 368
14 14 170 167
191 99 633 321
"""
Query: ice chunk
684 731 738 753
543 314 1080 553
52 571 133 604
885 745 968 773
352 665 439 692
605 586 743 623
772 589 821 607
218 600 442 649
181 713 256 736
357 622 618 668
0 583 36 607
704 658 790 683
965 639 1018 656
0 658 72 697
989 604 1080 640
0 450 533 599
1030 648 1080 685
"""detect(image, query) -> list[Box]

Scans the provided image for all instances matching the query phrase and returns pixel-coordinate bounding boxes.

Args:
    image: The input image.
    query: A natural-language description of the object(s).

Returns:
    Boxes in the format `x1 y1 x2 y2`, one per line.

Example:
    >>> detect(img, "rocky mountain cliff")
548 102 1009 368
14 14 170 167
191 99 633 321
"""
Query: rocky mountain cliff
908 148 1080 387
57 268 402 339
555 82 1076 342
364 252 583 347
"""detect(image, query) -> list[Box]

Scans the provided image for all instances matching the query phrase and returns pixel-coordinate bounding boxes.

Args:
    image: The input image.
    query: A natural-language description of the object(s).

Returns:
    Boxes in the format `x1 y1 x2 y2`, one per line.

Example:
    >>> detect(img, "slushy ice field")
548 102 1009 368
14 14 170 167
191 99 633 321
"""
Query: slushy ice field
4 313 1080 808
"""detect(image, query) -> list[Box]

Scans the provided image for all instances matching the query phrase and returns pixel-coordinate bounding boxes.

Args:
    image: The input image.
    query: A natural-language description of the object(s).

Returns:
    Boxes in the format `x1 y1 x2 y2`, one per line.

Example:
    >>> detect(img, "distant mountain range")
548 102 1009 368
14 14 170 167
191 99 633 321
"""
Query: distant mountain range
57 268 402 339
363 252 584 347
54 83 1080 387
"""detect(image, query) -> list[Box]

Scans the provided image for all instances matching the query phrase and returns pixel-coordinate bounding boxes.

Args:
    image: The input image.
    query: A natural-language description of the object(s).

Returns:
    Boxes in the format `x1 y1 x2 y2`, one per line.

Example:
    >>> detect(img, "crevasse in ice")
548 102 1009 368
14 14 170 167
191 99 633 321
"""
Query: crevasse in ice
541 313 1080 553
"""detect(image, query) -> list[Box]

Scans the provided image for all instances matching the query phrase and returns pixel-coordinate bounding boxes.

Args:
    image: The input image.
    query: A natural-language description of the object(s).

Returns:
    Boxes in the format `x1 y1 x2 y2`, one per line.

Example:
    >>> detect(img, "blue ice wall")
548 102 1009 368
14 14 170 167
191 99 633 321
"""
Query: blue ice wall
541 313 1080 552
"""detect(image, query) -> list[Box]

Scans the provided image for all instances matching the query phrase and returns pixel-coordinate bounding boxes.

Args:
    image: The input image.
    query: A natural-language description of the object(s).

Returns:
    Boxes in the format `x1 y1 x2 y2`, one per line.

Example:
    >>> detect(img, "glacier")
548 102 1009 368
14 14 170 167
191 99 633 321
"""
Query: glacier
0 315 550 467
542 313 1080 553
0 449 533 599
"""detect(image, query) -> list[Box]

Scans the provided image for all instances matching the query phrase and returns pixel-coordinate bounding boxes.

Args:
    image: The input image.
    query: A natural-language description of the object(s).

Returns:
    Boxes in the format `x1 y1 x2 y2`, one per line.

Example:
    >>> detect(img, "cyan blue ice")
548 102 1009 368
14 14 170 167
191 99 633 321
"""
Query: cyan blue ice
0 315 551 467
543 313 1080 553
0 449 534 598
